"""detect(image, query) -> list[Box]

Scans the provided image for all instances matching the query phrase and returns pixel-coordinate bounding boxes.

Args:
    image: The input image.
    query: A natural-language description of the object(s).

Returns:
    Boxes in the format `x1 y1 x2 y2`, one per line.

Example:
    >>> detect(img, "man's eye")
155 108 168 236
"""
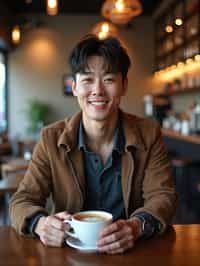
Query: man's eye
104 78 114 83
82 78 93 83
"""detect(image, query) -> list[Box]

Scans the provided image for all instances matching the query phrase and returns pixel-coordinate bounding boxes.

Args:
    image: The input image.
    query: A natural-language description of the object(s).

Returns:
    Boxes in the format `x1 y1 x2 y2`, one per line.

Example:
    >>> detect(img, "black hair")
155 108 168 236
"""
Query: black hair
69 34 131 81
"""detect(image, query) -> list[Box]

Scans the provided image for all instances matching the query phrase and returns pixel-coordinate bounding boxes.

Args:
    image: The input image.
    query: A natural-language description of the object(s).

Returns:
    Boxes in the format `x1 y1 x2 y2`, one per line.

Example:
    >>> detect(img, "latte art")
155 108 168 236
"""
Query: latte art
75 214 108 222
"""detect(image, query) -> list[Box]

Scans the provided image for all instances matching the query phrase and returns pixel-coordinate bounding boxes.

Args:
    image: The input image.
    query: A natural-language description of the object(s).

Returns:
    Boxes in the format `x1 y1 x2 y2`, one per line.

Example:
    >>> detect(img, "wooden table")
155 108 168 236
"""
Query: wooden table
0 225 199 266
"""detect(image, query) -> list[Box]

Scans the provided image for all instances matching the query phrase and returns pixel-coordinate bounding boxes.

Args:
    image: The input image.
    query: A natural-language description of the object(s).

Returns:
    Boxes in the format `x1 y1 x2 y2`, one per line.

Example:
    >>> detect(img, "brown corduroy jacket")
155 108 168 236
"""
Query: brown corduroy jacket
10 111 177 235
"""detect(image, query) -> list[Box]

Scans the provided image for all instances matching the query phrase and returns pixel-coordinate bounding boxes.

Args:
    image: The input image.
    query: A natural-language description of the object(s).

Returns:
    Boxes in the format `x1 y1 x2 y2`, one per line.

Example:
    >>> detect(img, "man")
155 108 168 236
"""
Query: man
10 35 177 254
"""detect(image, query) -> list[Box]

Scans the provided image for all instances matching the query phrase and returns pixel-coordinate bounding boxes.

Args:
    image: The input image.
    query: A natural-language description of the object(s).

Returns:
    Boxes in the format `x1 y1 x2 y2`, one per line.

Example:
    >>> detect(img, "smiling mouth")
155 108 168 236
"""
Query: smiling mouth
88 100 109 105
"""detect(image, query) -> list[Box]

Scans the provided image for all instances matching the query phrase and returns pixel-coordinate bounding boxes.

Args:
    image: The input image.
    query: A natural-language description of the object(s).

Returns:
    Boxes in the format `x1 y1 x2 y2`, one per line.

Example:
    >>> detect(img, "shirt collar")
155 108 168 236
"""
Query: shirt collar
78 120 86 150
78 116 124 154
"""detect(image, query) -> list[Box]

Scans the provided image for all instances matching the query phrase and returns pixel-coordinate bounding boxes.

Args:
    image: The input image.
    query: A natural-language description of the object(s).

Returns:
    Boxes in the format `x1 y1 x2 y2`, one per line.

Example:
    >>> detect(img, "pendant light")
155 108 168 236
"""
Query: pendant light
101 0 142 25
92 21 118 40
47 0 58 16
11 25 21 45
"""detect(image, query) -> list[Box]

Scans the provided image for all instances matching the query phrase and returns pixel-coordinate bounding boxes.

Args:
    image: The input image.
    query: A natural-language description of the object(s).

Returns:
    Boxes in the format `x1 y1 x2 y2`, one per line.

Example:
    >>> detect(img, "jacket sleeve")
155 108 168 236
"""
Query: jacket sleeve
131 123 177 233
9 129 52 235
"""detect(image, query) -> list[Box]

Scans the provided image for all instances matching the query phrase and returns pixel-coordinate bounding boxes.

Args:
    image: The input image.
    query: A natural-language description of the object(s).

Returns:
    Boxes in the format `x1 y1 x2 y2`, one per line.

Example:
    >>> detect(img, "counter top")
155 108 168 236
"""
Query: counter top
162 128 200 145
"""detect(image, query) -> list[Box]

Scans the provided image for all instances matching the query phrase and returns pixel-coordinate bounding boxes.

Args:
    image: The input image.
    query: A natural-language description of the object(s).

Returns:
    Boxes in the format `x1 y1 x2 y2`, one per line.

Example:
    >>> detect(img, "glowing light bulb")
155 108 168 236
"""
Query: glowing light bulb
186 58 193 64
115 0 124 12
101 23 109 33
177 62 184 68
47 0 58 15
12 26 21 44
175 18 183 26
98 31 107 40
165 25 173 33
48 0 57 8
195 54 200 61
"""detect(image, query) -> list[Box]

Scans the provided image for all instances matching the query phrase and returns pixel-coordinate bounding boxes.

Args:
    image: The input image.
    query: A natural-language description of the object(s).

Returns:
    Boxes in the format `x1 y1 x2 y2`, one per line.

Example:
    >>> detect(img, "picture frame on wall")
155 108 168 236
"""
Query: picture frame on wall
63 74 74 96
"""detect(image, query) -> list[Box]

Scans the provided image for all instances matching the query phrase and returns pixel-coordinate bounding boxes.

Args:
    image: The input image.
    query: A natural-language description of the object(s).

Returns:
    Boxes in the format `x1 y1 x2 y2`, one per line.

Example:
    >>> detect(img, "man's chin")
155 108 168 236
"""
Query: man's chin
86 113 109 122
89 116 107 121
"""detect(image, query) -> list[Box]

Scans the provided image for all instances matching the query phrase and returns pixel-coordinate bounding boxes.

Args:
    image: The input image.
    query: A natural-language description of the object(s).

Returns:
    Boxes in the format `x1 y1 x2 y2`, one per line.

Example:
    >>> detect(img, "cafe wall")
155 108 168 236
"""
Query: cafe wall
8 15 154 139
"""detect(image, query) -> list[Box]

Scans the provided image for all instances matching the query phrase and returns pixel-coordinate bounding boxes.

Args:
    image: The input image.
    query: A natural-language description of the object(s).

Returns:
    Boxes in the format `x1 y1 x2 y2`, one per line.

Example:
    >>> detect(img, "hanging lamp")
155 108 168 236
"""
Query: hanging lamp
92 21 118 40
11 25 21 44
47 0 58 16
101 0 142 25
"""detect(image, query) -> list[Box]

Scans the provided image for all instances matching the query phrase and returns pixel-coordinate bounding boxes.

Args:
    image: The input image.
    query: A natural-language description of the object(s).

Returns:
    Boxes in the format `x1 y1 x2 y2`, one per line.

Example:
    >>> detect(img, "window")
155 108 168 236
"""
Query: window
0 51 7 133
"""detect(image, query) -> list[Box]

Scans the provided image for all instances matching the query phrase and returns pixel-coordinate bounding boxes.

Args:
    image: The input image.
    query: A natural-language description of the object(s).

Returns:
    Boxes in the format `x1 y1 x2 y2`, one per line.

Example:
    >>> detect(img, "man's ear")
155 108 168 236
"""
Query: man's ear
122 77 128 96
72 80 77 96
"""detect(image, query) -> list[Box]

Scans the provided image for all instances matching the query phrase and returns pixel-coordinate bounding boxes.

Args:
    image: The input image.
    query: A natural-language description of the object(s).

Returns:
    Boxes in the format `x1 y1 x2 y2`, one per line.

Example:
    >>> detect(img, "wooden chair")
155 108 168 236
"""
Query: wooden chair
0 157 28 225
0 173 24 224
1 158 29 179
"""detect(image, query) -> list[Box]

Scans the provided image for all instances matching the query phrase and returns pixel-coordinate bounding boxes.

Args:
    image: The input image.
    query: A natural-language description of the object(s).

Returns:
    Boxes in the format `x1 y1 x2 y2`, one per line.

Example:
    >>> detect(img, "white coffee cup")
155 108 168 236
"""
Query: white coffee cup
64 210 113 246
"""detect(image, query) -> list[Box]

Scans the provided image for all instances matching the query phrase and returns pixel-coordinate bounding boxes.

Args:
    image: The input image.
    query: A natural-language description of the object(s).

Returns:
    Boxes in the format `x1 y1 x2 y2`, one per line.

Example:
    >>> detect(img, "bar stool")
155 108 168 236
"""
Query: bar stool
171 158 200 223
171 158 191 201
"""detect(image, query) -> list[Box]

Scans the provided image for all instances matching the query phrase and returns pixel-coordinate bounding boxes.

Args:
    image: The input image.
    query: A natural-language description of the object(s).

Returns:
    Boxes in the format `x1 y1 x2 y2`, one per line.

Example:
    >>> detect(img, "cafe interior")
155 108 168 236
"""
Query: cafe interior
0 0 200 251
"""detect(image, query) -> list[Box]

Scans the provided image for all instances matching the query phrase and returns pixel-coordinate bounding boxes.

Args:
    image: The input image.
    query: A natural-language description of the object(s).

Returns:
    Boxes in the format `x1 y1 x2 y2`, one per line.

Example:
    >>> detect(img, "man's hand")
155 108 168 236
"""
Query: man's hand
97 217 143 254
34 211 71 247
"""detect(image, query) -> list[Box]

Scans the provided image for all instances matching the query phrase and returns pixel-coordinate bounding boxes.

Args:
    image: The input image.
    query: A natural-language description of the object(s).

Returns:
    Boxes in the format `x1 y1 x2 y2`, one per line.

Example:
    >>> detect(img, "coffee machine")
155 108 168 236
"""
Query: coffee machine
143 94 171 125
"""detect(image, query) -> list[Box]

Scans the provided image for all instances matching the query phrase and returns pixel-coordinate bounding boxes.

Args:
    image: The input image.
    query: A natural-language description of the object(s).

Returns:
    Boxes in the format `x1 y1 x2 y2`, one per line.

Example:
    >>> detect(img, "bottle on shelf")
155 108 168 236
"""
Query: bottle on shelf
143 95 154 118
190 100 200 134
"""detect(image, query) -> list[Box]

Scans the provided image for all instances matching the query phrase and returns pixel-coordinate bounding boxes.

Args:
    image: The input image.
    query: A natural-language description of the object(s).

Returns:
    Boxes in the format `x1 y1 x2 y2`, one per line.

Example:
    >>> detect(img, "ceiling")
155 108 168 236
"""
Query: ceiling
2 0 162 17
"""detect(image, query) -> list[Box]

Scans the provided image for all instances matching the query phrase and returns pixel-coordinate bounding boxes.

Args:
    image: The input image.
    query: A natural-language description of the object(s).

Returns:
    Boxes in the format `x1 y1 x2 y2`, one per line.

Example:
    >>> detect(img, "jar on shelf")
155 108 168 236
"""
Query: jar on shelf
181 119 190 135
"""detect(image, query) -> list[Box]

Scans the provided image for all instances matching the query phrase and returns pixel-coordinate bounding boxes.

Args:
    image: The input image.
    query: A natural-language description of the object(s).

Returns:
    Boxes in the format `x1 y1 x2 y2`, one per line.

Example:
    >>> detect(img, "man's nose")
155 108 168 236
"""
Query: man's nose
92 79 105 94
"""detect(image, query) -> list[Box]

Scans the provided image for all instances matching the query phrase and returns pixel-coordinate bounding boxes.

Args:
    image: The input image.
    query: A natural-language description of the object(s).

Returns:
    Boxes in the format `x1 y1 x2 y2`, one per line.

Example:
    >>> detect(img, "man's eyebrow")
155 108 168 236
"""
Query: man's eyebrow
104 71 114 74
79 70 115 75
80 70 93 75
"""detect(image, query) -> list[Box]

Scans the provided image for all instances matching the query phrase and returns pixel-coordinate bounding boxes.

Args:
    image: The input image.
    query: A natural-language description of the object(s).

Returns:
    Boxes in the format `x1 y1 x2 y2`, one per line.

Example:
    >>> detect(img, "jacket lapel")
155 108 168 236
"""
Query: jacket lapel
121 112 146 216
121 151 135 217
57 112 86 203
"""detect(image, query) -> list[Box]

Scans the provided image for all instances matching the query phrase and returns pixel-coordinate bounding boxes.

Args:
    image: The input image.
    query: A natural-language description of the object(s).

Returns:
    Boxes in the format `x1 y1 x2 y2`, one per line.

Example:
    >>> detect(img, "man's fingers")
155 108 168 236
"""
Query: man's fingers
100 220 125 237
45 215 65 230
40 221 65 247
36 213 71 247
40 234 64 247
97 230 122 246
54 211 72 220
106 240 134 254
97 235 134 253
45 213 72 231
97 219 136 254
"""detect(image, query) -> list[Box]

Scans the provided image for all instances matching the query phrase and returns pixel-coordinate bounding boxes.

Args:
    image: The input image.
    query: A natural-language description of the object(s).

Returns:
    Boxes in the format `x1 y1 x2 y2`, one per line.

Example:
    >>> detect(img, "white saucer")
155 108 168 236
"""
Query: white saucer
66 237 98 252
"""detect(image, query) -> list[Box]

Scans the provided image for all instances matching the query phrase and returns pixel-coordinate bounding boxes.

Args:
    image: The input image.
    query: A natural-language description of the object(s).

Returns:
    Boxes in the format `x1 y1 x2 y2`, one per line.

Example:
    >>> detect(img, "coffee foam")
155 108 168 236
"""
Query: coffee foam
75 213 108 222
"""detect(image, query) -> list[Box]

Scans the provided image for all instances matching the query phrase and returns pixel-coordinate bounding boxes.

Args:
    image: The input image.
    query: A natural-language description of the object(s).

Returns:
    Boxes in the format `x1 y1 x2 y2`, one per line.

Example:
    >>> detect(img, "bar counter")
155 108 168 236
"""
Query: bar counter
0 225 200 266
162 128 200 224
162 128 200 161
162 128 200 145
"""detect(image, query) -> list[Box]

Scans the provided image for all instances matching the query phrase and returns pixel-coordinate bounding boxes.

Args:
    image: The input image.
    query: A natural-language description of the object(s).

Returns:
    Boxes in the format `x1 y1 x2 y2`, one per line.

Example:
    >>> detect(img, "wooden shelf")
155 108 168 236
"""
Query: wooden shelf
154 0 200 72
153 87 200 97
157 34 199 61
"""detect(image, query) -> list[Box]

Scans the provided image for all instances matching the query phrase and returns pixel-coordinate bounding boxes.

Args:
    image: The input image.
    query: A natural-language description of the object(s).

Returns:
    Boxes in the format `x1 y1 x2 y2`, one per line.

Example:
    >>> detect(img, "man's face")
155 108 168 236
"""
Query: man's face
72 56 128 123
